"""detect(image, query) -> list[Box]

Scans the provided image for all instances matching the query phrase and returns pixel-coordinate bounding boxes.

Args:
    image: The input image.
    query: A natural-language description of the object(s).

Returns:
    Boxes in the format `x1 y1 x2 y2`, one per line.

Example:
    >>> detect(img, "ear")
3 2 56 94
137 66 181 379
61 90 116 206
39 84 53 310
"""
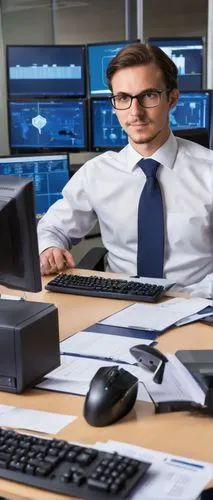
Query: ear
168 89 179 110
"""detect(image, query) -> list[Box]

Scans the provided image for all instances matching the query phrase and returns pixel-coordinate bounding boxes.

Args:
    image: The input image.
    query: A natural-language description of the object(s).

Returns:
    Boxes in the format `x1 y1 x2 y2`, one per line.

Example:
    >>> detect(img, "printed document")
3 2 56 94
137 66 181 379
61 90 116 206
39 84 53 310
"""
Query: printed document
60 331 152 364
99 297 211 331
0 404 76 434
37 355 152 397
37 352 205 406
93 440 212 500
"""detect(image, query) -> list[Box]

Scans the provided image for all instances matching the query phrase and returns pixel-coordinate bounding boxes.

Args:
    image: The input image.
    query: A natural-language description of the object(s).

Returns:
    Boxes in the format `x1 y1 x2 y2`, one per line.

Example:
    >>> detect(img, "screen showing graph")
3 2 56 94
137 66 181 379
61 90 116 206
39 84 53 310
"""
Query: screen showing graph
0 153 70 217
149 37 204 90
87 40 138 95
8 99 87 152
90 98 128 150
7 45 86 97
169 91 210 130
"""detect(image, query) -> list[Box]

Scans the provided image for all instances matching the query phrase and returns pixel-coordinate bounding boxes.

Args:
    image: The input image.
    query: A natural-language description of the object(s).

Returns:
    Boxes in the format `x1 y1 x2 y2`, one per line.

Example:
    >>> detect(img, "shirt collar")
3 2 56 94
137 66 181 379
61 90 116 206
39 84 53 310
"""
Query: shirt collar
124 131 178 171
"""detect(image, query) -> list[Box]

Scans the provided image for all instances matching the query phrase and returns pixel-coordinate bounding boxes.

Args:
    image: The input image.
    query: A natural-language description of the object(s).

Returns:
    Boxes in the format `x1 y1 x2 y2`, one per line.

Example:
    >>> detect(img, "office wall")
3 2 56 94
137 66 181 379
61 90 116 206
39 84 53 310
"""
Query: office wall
0 0 208 162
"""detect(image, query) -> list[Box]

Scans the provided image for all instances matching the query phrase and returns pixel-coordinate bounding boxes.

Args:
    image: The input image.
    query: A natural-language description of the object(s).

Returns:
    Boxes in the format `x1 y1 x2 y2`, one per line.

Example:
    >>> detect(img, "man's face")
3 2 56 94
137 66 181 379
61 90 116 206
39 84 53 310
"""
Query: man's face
111 63 179 150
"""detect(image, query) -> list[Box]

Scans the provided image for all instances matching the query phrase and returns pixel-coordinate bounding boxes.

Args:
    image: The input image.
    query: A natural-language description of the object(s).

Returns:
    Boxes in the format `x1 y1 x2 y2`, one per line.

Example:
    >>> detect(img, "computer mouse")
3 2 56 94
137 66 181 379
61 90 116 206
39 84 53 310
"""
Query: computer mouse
83 365 138 427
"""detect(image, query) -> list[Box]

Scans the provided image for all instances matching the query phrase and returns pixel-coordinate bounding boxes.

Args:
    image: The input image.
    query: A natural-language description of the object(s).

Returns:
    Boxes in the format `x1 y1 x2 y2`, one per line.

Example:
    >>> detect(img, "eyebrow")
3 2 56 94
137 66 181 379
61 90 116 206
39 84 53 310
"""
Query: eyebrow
114 88 159 96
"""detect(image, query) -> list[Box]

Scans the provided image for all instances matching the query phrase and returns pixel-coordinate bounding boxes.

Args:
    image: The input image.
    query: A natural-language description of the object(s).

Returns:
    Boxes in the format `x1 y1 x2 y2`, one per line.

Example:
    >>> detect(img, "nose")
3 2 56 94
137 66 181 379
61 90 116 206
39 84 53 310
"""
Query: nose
129 97 145 116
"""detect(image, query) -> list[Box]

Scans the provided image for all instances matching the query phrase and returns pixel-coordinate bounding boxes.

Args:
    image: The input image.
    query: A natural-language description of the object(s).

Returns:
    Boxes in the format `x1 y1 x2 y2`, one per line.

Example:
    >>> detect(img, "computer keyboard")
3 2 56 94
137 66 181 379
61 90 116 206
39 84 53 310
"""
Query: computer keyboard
45 274 165 302
0 427 151 499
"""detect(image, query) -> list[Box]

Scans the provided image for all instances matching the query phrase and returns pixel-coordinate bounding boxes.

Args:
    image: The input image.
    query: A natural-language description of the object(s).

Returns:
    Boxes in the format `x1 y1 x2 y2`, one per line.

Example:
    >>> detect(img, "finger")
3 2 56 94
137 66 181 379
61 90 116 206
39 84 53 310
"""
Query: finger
51 249 68 271
63 250 75 268
40 255 53 275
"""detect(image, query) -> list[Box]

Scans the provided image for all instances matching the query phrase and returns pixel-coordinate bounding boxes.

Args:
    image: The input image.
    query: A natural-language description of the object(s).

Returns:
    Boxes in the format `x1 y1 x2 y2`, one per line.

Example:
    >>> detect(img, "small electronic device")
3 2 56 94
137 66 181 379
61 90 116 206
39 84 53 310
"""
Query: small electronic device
7 45 86 98
83 366 138 427
0 153 70 218
8 99 87 153
0 427 151 498
130 344 168 384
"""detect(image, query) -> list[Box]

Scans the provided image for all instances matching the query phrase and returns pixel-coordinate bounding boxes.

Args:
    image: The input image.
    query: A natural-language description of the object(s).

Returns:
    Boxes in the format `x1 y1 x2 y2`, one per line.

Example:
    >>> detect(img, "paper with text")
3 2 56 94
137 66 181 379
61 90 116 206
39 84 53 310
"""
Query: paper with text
60 331 152 363
94 440 212 500
37 355 152 397
99 297 211 331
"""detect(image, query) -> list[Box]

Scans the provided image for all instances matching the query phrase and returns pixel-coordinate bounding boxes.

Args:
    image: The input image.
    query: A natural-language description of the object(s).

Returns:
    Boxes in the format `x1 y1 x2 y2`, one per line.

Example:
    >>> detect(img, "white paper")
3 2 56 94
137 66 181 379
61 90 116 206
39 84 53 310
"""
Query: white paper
94 440 212 500
60 331 152 364
0 404 76 434
100 298 211 332
36 352 205 406
176 311 213 326
141 354 205 405
37 355 151 397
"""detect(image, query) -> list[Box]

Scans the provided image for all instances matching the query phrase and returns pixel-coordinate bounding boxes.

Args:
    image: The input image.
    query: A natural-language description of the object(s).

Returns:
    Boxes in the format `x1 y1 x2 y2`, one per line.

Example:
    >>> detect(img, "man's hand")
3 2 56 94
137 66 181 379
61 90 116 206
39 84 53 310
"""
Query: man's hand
40 247 75 276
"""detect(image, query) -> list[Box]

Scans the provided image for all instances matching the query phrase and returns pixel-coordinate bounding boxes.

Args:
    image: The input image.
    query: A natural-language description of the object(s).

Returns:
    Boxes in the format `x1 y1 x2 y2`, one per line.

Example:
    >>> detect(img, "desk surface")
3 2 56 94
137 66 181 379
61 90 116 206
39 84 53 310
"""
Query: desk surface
0 269 213 499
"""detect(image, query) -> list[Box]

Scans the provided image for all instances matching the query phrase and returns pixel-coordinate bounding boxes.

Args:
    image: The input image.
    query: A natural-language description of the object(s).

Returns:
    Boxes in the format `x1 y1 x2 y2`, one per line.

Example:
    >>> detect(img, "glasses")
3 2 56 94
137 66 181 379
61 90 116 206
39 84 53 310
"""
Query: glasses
110 89 171 110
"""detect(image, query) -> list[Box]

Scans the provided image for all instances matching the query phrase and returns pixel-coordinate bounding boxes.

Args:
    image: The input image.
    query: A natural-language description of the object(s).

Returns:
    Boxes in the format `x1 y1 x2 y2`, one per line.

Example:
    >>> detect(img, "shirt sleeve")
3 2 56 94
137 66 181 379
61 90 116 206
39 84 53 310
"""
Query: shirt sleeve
37 164 98 254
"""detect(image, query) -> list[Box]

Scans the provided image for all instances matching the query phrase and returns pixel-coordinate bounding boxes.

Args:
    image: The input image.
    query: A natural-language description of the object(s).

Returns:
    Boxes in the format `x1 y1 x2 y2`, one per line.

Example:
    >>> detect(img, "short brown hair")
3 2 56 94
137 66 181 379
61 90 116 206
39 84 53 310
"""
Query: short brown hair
106 42 178 91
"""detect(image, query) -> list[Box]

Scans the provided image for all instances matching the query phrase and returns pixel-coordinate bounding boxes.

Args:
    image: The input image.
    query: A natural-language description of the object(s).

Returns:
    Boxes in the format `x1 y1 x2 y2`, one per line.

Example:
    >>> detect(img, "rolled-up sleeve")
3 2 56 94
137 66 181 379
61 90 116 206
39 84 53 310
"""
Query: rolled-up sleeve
37 164 98 254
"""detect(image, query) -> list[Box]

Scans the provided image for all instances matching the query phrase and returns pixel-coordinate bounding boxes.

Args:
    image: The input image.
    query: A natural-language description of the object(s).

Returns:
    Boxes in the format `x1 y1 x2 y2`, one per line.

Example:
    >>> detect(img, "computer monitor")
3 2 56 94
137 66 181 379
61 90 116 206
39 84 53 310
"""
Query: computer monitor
87 40 139 95
0 153 70 218
169 91 211 131
8 99 88 153
90 97 128 151
6 45 86 98
149 37 205 90
0 175 41 292
173 128 209 148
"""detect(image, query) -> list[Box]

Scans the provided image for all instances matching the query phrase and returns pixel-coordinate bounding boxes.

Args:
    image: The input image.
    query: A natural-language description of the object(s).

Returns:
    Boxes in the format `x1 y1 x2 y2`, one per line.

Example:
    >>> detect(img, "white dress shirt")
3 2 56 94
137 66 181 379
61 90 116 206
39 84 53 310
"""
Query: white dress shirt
37 132 213 297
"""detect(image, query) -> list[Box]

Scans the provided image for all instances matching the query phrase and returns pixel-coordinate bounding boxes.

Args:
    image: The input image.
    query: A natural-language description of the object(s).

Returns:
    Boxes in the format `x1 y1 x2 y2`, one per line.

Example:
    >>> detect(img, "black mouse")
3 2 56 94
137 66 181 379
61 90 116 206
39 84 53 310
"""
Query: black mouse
83 365 138 427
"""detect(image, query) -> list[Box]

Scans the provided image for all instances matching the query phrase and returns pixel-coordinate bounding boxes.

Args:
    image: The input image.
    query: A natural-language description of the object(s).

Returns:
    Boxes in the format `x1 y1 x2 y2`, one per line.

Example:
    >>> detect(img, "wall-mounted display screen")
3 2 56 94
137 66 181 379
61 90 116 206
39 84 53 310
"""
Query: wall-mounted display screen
170 91 211 130
0 153 70 218
90 97 128 151
8 99 87 152
87 40 139 95
149 37 204 90
7 45 86 97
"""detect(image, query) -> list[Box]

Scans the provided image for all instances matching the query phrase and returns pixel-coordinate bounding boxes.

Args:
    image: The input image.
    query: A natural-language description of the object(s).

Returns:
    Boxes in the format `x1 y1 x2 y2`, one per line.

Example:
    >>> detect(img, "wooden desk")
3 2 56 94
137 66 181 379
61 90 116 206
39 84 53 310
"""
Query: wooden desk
0 270 213 499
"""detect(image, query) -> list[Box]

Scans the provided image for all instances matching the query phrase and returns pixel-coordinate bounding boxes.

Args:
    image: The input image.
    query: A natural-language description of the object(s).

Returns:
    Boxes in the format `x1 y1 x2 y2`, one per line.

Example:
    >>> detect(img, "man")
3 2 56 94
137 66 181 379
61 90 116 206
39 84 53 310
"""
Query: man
38 42 213 297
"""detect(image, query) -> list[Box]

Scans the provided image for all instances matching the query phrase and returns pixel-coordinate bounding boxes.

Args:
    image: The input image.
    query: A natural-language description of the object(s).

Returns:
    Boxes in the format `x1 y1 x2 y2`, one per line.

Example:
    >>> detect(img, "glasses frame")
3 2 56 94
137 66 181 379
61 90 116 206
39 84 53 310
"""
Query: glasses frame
109 88 171 110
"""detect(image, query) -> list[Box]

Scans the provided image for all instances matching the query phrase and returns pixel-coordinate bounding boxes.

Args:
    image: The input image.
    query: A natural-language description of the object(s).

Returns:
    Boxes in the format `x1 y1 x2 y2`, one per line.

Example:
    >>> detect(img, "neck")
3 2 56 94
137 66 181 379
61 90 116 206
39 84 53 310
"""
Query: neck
129 128 171 157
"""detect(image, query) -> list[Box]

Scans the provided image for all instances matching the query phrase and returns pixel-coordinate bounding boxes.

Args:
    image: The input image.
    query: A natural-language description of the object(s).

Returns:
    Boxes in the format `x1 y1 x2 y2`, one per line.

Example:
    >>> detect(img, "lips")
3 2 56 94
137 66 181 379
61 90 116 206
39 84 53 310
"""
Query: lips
128 122 149 127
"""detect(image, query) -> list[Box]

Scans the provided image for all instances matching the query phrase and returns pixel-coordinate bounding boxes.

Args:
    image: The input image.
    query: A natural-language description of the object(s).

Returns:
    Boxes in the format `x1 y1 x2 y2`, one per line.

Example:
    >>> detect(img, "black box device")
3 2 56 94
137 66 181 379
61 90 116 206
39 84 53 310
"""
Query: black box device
0 299 60 393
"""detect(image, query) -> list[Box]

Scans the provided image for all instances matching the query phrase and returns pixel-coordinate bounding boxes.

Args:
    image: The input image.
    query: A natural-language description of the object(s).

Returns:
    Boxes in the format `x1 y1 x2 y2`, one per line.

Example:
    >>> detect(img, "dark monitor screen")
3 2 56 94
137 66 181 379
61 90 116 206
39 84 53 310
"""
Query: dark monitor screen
149 37 204 90
169 91 211 131
0 153 70 218
8 99 88 153
87 40 139 95
173 128 209 148
0 175 41 292
7 45 86 97
90 98 128 151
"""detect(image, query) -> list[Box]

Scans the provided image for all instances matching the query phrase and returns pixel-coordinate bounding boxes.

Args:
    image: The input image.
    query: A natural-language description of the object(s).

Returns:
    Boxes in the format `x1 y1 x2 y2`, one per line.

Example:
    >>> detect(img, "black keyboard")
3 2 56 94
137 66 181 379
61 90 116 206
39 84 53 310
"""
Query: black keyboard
0 428 151 499
45 274 165 302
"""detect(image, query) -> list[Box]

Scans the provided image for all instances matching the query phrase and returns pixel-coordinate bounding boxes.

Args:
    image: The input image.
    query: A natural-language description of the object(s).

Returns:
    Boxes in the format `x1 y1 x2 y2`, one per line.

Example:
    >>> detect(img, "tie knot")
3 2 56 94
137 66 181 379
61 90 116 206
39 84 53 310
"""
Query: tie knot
138 158 160 179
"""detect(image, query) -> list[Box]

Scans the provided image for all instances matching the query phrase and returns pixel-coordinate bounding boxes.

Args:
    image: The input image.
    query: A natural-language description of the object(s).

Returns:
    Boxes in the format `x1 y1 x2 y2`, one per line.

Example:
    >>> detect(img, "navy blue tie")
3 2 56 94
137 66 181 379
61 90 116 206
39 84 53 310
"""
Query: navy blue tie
137 158 164 278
